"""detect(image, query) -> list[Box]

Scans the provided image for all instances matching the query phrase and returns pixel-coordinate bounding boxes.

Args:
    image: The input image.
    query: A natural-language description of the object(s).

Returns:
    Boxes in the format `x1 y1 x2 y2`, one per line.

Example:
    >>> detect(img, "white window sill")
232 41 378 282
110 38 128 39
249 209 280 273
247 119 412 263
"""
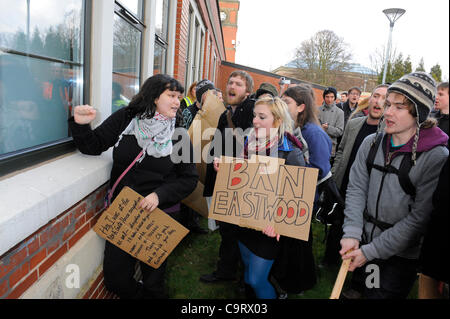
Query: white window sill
0 151 112 256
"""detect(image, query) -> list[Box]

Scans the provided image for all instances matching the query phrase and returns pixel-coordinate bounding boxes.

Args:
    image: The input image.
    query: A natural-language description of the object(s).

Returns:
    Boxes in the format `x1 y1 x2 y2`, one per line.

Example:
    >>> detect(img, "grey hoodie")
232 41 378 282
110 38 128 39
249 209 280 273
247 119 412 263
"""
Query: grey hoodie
343 128 448 261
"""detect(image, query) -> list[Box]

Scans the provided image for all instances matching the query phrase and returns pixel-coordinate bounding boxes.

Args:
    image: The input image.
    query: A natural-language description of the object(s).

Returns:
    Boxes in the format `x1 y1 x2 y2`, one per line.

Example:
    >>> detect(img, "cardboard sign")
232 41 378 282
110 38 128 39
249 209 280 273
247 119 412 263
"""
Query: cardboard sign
94 187 189 269
209 156 319 241
188 90 225 184
182 90 225 216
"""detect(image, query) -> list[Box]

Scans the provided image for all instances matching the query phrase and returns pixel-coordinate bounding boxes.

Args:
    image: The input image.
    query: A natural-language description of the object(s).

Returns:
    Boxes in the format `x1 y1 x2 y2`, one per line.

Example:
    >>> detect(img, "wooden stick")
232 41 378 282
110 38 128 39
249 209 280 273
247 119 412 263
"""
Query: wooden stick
329 255 352 299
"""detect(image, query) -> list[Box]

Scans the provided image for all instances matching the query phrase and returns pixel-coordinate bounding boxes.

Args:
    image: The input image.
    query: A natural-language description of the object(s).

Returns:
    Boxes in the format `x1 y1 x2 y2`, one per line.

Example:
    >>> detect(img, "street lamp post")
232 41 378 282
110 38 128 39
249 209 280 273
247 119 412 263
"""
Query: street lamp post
382 8 406 84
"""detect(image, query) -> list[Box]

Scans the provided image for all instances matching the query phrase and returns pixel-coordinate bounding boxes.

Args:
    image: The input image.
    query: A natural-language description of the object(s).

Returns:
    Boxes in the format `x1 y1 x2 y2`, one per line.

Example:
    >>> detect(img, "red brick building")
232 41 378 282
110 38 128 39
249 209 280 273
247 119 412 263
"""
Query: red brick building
0 0 325 300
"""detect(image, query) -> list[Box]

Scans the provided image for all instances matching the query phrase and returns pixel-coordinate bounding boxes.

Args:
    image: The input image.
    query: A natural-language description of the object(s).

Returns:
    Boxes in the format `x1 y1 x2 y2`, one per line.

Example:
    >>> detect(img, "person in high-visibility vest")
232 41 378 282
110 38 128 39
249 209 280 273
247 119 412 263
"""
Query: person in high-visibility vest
180 81 197 112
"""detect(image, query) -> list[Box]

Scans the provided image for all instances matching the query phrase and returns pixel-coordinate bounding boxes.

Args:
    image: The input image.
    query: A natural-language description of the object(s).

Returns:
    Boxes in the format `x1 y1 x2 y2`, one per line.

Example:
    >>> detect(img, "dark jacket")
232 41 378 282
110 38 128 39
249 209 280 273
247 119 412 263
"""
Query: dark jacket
420 157 450 284
182 103 200 129
419 155 449 283
68 107 198 209
203 96 256 196
341 100 359 125
432 110 449 138
237 138 306 260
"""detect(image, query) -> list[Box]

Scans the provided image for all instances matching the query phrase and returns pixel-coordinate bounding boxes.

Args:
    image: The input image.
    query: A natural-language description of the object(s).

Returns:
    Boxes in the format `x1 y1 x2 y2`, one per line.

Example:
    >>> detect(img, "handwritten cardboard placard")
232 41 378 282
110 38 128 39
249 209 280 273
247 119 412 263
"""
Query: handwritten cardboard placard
209 156 319 241
94 187 189 269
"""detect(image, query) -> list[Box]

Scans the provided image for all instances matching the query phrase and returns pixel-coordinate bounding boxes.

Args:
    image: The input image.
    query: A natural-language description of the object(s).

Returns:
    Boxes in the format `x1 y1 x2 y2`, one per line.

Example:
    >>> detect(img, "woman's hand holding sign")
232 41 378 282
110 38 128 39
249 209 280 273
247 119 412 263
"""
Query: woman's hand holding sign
262 225 280 241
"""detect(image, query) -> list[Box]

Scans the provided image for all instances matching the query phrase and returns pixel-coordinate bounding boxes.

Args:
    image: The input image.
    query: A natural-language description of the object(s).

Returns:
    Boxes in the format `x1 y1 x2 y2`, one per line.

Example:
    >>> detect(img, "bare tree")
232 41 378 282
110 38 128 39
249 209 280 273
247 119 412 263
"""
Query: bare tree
294 30 352 86
369 45 401 84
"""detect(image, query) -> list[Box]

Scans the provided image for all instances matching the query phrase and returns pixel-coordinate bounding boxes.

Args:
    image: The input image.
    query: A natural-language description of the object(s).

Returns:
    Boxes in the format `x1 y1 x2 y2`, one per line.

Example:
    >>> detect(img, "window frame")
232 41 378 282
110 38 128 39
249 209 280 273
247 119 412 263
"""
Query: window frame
112 1 145 112
0 0 92 178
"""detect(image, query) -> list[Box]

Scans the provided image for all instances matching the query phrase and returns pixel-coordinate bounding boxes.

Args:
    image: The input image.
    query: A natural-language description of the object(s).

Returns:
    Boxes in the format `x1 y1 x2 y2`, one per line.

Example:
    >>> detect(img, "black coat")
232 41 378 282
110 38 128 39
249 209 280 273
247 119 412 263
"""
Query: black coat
341 100 358 125
203 97 255 196
68 108 198 209
419 156 449 284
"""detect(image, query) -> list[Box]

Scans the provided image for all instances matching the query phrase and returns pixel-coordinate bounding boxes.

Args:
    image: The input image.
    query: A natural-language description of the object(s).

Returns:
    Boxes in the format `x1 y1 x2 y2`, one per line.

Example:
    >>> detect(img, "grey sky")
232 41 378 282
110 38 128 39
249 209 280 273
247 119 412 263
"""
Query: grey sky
235 0 449 81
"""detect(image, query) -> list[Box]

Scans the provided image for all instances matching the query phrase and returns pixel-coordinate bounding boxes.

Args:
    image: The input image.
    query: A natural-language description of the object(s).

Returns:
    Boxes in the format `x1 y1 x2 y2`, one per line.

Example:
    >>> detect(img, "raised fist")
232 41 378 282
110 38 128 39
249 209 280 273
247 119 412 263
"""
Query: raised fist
74 105 97 125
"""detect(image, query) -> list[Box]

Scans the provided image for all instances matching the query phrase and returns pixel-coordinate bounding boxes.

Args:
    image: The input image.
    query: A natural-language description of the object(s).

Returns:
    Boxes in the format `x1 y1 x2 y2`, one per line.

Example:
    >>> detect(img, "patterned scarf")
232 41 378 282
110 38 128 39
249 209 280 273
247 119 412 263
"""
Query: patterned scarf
243 128 279 159
115 112 175 161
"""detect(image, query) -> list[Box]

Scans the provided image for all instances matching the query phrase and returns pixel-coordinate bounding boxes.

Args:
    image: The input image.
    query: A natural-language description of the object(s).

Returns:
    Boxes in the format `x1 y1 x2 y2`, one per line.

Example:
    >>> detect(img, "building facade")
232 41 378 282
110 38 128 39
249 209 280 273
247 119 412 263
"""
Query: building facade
218 0 239 62
0 0 225 299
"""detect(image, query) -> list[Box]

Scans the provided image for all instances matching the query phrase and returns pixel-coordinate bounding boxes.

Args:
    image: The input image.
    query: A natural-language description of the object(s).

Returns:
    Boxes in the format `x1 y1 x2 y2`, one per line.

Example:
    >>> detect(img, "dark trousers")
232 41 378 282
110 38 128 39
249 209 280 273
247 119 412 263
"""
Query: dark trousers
102 209 182 299
103 240 167 299
215 221 241 278
323 222 344 266
350 256 418 299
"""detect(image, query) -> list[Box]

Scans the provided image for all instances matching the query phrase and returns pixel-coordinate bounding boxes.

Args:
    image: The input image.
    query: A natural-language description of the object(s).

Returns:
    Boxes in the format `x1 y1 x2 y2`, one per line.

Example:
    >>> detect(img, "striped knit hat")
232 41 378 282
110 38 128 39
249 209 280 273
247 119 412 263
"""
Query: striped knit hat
386 72 437 165
387 71 437 124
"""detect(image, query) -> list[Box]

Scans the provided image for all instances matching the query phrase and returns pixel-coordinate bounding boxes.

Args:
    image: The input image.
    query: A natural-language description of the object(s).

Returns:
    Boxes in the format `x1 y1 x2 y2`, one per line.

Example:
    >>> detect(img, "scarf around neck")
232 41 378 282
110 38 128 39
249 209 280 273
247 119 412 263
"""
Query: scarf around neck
243 129 279 159
115 112 175 161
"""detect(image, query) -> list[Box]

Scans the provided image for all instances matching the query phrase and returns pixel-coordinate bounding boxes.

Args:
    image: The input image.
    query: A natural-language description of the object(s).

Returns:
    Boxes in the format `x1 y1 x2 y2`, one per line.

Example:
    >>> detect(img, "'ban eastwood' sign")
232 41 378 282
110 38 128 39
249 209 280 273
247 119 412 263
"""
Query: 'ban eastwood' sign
209 156 318 241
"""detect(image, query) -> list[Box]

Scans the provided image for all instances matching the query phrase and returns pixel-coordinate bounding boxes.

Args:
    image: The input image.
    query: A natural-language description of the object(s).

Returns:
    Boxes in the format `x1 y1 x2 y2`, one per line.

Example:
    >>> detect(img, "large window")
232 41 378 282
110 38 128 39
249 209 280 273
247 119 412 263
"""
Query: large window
112 1 144 113
153 0 169 75
117 0 143 19
0 0 85 160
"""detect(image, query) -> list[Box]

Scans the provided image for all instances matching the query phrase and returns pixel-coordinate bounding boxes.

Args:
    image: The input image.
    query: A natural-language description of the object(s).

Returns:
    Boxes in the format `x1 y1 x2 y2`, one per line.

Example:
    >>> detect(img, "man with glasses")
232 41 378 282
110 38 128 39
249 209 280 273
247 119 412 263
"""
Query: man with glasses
341 87 362 126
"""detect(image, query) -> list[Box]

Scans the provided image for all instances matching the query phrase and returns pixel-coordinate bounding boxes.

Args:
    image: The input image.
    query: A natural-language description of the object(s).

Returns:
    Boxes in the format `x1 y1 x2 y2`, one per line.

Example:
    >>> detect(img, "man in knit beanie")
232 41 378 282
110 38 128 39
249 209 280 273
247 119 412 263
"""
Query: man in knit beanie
339 72 448 299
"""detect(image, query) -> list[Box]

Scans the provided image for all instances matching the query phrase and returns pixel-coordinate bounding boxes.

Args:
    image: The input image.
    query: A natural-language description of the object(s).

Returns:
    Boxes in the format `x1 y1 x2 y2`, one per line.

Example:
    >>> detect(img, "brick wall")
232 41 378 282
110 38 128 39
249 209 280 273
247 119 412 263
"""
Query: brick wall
81 269 118 299
174 0 190 83
0 184 108 299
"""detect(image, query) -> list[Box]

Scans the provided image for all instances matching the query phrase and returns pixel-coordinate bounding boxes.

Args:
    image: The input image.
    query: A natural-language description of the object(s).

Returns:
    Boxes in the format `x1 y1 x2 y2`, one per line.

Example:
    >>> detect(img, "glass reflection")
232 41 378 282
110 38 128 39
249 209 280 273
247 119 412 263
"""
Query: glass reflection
155 0 169 40
117 0 142 19
0 0 84 62
112 14 141 113
0 53 82 155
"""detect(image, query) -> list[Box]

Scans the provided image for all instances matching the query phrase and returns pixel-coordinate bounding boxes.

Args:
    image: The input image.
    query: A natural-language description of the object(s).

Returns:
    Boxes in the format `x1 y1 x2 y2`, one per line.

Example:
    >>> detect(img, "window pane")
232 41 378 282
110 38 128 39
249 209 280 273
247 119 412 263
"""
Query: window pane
153 42 166 75
112 14 141 113
0 0 84 63
0 53 83 155
155 0 169 41
117 0 143 20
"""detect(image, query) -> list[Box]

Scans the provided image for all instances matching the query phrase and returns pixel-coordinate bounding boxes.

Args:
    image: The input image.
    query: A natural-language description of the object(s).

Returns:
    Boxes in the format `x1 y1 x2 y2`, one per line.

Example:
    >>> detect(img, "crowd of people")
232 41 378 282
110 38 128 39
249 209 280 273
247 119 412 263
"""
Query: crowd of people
69 69 449 300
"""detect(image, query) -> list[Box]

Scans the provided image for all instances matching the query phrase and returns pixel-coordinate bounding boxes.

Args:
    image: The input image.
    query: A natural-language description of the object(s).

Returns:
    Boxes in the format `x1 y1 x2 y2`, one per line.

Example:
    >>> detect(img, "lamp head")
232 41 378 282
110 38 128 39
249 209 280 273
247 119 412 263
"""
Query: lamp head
383 8 406 25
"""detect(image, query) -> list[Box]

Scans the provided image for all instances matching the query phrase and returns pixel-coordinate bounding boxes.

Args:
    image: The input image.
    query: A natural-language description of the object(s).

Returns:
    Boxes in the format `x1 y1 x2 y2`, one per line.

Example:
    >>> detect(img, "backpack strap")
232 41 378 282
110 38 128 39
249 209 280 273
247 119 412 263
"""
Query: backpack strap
366 133 384 176
366 132 422 201
397 152 422 200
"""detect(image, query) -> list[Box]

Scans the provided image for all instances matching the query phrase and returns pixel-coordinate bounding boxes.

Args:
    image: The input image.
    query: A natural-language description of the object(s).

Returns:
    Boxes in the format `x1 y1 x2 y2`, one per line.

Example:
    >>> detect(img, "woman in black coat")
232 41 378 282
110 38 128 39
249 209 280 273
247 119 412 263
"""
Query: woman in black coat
69 74 198 298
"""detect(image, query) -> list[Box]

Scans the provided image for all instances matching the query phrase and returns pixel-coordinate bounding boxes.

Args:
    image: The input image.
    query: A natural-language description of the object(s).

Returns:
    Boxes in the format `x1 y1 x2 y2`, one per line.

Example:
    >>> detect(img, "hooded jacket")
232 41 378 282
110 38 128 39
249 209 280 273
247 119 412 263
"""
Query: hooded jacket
342 127 448 261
